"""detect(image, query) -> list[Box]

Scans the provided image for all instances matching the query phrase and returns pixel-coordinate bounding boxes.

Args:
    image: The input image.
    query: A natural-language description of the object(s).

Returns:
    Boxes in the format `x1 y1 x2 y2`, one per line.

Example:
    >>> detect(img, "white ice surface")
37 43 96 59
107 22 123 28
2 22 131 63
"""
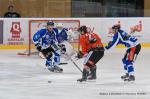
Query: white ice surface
0 48 150 99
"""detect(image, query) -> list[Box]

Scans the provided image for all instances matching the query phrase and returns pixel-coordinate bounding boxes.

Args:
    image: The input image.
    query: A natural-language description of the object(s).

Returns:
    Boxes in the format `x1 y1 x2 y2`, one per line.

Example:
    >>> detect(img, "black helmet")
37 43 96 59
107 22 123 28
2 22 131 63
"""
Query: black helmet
47 21 54 26
112 24 120 30
78 25 87 33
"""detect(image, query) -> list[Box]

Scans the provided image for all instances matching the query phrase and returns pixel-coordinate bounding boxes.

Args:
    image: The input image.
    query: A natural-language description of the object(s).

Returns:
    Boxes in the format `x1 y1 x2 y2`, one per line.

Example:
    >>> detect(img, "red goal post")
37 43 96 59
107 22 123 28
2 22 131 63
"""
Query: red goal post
18 19 80 56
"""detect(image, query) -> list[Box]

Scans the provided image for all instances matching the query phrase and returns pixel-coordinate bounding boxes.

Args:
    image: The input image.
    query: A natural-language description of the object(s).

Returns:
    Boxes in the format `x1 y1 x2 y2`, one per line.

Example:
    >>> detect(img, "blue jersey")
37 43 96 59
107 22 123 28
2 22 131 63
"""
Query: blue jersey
105 29 139 49
33 29 57 49
53 28 68 43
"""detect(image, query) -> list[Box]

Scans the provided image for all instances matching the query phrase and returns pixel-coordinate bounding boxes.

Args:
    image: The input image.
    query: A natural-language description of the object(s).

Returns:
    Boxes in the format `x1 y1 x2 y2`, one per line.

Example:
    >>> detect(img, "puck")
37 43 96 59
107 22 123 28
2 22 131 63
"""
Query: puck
48 81 52 83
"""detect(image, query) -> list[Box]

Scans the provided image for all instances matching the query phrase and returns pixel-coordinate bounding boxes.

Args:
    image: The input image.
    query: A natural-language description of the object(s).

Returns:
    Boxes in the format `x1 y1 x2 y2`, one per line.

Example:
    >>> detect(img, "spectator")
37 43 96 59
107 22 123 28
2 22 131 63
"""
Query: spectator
4 5 21 18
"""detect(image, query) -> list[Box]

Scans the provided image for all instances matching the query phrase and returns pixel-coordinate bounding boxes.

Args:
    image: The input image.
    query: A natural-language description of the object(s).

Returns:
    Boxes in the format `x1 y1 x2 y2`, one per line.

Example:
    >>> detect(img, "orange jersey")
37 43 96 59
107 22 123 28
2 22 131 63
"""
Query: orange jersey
79 32 103 55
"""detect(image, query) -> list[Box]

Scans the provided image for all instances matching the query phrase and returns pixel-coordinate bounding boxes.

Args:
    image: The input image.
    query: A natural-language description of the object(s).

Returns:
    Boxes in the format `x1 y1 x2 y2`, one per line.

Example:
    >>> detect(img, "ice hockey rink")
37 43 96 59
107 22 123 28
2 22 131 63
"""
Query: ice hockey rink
0 48 150 99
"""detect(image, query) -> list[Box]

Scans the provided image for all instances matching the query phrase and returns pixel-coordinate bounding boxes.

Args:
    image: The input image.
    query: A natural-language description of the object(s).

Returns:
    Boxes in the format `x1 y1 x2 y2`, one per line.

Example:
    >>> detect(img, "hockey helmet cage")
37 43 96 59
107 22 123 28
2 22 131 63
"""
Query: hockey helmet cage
47 21 54 26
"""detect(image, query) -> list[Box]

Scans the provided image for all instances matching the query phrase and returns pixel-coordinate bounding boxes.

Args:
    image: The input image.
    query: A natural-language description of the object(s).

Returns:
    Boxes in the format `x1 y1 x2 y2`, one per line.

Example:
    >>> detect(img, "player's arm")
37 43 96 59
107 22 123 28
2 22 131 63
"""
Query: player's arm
77 36 88 58
94 33 104 47
33 29 45 52
105 33 119 50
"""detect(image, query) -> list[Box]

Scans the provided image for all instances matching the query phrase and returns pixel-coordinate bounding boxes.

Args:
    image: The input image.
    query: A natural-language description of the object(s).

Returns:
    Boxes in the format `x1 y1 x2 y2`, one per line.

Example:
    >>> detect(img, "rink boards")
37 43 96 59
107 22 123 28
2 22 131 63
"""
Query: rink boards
0 18 150 49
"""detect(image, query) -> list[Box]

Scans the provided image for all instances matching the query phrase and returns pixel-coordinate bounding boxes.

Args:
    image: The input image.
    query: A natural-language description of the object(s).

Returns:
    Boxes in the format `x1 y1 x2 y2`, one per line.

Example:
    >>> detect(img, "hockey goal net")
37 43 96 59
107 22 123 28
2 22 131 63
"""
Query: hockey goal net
18 19 80 56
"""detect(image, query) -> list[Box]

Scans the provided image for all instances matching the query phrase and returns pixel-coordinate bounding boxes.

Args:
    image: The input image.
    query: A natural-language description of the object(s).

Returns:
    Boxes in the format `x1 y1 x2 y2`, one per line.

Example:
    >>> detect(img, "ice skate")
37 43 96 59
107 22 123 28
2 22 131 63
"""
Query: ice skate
77 69 88 82
124 75 135 82
46 65 55 72
87 75 96 80
121 73 129 80
77 78 87 82
88 67 97 80
53 65 63 73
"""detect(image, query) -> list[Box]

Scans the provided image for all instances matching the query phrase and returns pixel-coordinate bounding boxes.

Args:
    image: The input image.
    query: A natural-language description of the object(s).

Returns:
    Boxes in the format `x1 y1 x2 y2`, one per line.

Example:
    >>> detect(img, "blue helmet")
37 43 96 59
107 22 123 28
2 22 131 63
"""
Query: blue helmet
47 21 54 26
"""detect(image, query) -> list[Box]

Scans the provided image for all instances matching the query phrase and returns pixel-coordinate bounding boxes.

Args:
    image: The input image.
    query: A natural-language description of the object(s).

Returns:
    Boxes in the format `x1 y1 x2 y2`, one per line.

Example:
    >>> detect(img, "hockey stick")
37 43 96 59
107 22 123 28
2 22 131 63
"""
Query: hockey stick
70 58 83 73
39 52 68 65
59 62 68 65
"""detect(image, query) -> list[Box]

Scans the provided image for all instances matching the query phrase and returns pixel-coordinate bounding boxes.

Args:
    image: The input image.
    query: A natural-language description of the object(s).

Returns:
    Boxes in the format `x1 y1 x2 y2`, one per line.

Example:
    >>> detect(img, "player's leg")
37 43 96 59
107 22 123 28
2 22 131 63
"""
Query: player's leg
53 52 63 72
124 60 135 81
87 48 104 80
124 44 141 81
121 50 129 80
45 58 55 72
53 52 60 66
42 47 55 72
123 47 137 81
77 47 104 82
77 65 90 82
77 51 93 82
133 44 141 62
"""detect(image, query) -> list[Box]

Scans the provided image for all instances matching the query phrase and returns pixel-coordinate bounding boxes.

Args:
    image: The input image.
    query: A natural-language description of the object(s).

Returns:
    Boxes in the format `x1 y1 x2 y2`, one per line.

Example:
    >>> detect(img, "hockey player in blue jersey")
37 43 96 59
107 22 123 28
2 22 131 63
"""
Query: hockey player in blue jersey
54 23 75 60
55 23 68 43
33 21 63 72
105 24 141 82
53 23 68 55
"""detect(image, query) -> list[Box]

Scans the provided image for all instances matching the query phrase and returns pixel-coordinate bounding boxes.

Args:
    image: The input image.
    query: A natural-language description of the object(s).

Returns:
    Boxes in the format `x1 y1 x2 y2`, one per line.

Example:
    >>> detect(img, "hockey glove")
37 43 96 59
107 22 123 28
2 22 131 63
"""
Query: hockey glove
89 38 97 43
108 41 112 46
51 43 60 51
105 41 112 50
35 43 42 52
77 51 84 58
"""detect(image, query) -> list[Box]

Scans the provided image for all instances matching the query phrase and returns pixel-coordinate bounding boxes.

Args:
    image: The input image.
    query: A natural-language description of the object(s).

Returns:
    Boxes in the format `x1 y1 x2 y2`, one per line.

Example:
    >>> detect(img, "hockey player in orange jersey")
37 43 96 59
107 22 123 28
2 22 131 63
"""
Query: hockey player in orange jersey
77 26 104 82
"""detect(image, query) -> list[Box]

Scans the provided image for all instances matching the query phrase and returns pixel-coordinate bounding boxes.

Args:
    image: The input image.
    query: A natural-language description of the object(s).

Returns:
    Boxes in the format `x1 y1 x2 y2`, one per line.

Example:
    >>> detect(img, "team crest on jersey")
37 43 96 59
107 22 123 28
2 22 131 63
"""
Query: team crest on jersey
46 35 50 39
61 32 66 35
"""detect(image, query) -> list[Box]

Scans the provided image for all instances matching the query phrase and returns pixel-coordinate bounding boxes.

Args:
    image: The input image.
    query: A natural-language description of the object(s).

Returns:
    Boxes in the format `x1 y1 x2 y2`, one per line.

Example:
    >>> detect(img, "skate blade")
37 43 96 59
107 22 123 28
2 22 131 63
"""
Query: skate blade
54 71 63 73
124 80 135 84
59 63 68 65
77 79 96 83
77 80 87 83
53 69 63 73
87 79 96 82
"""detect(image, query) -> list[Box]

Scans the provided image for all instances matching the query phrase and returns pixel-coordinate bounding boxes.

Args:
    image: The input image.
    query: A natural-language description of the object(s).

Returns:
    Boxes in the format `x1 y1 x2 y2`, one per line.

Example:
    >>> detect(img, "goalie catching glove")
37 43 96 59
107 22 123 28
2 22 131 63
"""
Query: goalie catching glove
58 44 66 54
